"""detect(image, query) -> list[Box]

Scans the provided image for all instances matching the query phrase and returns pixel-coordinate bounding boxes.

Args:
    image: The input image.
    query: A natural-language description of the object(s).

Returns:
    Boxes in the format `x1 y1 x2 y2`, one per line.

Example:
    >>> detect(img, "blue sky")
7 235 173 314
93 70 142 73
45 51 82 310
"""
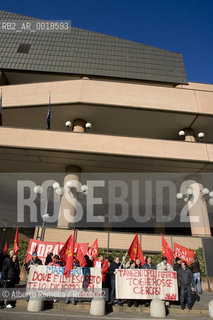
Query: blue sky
1 0 213 84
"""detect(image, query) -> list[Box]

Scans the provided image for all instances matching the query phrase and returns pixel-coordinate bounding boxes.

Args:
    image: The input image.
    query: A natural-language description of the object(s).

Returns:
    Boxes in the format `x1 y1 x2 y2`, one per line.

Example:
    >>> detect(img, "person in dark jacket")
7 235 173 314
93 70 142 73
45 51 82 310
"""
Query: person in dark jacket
178 261 193 310
174 257 181 272
0 254 20 308
45 252 53 265
108 257 122 305
190 257 202 294
84 255 93 268
142 257 156 270
25 252 42 274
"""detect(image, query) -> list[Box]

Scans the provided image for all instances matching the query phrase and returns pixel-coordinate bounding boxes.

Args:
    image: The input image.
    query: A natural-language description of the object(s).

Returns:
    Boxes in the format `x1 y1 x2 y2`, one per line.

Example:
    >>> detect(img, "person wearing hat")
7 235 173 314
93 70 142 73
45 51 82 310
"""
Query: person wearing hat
25 252 42 274
157 257 173 271
174 257 182 272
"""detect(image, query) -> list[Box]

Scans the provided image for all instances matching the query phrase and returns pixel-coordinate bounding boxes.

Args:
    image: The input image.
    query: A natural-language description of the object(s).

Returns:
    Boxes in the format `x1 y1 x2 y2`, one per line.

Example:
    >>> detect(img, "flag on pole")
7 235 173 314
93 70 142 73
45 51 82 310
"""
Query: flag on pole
173 243 195 265
59 229 75 278
88 239 98 260
3 241 7 252
46 93 51 130
14 227 19 254
0 89 2 126
76 243 86 267
128 233 145 265
161 234 174 266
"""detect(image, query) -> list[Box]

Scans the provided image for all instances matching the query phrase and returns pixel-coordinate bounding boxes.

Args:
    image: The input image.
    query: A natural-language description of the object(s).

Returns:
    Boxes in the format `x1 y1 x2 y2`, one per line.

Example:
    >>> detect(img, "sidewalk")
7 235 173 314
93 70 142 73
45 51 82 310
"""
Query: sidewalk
13 291 213 317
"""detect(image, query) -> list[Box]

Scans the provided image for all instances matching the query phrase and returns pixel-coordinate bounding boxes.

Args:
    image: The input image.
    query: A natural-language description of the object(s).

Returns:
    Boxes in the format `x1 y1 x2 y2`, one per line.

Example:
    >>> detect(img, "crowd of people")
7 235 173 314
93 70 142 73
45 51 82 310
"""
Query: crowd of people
0 249 202 310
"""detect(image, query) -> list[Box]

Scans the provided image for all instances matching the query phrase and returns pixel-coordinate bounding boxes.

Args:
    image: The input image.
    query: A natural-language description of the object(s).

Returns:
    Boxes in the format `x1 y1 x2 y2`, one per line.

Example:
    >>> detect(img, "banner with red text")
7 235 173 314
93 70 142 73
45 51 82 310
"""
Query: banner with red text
25 239 88 264
27 266 102 292
116 269 178 301
173 243 195 266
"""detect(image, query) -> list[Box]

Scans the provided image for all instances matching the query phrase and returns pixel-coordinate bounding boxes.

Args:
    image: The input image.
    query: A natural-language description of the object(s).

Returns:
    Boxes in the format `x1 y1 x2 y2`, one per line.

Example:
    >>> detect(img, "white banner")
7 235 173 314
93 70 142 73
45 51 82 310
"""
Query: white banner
116 269 178 301
27 266 102 291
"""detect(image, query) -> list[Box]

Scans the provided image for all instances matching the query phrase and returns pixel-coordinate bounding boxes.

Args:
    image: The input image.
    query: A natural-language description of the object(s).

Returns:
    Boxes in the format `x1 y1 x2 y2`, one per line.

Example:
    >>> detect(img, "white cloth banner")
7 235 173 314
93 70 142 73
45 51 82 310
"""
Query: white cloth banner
27 266 102 290
116 269 178 301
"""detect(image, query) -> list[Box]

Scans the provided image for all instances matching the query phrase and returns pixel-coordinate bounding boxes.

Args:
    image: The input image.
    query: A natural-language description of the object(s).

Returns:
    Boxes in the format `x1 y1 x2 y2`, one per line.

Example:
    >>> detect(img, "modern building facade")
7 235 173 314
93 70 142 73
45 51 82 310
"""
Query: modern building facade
0 10 213 253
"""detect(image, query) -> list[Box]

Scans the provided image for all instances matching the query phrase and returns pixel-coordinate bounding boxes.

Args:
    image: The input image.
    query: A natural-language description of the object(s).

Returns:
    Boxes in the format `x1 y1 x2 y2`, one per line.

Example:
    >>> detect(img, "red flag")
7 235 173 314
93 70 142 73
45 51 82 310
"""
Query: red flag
173 243 195 266
88 239 98 260
128 233 145 265
59 230 75 278
76 243 86 267
161 234 174 266
3 241 7 252
14 227 19 254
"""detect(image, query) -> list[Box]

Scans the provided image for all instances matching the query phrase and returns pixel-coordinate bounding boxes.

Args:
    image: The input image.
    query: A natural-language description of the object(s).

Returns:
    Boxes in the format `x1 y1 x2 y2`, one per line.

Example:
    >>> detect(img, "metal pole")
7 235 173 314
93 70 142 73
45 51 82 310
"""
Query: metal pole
41 187 51 241
107 231 110 257
201 238 210 291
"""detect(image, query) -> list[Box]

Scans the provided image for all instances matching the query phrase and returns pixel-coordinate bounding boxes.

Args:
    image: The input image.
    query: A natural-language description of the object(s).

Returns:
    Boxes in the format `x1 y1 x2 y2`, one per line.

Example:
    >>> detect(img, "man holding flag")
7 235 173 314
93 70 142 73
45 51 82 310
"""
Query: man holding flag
59 229 75 278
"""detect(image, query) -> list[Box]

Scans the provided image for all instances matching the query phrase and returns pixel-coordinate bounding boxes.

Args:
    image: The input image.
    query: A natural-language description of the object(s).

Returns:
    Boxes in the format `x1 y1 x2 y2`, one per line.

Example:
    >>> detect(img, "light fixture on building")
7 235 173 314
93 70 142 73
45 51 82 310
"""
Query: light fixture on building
33 185 43 194
176 193 183 199
198 132 204 139
53 182 60 189
65 180 73 188
85 122 92 130
177 184 213 206
178 130 185 137
55 187 64 196
81 184 88 194
65 121 72 128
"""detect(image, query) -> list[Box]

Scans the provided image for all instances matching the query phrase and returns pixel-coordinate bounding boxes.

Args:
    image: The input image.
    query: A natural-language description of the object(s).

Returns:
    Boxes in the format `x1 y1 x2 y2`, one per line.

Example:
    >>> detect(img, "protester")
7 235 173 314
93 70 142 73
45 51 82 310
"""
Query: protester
135 259 142 269
0 251 4 282
25 252 42 273
142 256 156 270
120 256 130 269
157 257 173 271
0 254 20 309
127 261 139 307
108 257 122 305
93 254 109 287
48 255 63 267
45 252 53 265
84 255 93 268
173 257 181 272
190 256 202 294
178 261 193 310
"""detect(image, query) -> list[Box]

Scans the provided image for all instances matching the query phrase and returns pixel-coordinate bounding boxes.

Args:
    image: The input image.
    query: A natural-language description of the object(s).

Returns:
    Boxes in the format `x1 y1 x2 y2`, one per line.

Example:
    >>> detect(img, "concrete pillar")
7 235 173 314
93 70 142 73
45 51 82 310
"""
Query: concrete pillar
0 71 8 85
73 119 86 133
90 297 105 316
208 300 213 318
184 128 196 142
150 298 166 318
186 177 211 237
27 296 43 312
57 165 81 228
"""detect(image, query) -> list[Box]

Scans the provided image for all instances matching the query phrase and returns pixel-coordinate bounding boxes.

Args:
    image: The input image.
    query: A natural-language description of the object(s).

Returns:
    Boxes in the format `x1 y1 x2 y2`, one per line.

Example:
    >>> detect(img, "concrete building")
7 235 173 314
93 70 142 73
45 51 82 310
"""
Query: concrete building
0 10 213 253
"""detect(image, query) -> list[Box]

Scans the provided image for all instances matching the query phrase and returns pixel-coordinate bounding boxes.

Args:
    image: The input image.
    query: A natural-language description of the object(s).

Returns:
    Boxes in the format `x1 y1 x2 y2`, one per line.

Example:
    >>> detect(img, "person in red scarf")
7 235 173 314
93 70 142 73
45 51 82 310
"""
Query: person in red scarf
93 254 108 287
48 255 64 267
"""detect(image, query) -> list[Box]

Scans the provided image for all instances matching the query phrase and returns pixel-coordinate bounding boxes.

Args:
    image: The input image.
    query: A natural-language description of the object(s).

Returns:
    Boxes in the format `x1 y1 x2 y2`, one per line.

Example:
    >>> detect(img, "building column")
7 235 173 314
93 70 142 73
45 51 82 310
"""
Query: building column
73 119 86 133
184 128 196 142
57 165 81 228
186 179 211 237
